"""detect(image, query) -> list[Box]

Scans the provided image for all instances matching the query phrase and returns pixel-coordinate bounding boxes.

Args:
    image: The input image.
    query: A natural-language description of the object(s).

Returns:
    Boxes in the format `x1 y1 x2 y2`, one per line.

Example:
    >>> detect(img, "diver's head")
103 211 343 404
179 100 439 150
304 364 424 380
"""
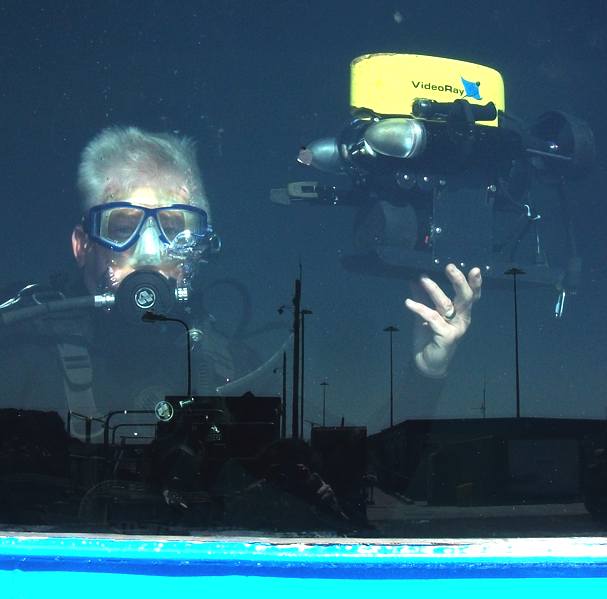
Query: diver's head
72 127 217 297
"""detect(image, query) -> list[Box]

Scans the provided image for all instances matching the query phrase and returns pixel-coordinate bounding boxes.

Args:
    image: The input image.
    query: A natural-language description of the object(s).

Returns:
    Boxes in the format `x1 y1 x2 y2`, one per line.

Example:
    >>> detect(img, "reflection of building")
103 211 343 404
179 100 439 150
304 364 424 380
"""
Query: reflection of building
368 418 606 506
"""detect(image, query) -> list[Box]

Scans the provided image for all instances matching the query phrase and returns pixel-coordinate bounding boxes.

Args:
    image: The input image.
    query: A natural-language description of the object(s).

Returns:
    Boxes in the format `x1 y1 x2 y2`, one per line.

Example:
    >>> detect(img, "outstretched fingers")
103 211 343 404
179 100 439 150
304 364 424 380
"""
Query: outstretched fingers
418 274 456 319
447 264 482 315
405 264 483 331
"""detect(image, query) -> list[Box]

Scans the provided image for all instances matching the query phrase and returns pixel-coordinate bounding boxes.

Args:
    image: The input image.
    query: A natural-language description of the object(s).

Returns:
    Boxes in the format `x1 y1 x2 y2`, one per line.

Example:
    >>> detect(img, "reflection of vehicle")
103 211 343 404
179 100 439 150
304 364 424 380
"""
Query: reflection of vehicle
0 396 371 532
272 54 595 316
0 396 281 531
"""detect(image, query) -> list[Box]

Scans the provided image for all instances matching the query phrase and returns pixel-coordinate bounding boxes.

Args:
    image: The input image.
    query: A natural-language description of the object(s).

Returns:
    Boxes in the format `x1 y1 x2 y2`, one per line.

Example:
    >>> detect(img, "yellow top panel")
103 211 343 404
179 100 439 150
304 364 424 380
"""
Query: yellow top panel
350 53 505 126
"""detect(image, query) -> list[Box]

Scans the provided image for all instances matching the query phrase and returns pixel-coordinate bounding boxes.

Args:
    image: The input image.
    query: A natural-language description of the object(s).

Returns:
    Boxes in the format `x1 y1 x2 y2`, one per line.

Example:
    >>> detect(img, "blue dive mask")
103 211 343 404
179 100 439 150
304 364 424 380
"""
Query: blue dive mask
85 202 213 252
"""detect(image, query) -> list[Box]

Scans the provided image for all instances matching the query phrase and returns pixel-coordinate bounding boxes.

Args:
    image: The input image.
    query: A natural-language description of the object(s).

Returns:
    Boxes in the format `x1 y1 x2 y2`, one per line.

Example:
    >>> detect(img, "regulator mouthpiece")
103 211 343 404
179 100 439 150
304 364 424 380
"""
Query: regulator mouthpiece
115 271 179 323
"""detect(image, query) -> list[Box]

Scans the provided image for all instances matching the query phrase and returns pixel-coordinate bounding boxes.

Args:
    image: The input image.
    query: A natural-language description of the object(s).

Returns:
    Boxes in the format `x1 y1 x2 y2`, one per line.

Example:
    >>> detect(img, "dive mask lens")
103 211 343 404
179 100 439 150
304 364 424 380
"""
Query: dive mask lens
87 203 148 251
101 206 145 248
157 207 207 242
87 202 211 252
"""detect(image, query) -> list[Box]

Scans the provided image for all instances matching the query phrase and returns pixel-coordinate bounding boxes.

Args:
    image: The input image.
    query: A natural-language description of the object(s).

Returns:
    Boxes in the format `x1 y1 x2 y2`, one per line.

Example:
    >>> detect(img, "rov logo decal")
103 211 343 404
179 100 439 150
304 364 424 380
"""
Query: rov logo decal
411 78 483 100
135 286 156 309
461 77 482 100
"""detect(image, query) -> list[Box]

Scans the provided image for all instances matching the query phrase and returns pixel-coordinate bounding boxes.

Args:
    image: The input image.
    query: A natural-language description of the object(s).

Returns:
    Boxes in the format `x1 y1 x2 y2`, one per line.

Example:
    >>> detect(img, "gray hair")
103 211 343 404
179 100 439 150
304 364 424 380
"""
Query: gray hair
77 126 209 217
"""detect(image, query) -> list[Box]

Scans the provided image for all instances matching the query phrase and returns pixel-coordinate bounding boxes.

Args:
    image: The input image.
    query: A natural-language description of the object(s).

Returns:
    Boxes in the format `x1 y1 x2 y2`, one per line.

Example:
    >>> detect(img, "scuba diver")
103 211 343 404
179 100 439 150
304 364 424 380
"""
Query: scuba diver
0 124 482 531
0 127 236 429
0 126 284 528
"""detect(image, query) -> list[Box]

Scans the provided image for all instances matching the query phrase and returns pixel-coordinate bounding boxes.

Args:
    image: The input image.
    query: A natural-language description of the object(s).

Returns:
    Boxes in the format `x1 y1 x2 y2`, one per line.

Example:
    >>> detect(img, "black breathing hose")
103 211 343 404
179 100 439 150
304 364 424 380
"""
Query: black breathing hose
0 294 114 327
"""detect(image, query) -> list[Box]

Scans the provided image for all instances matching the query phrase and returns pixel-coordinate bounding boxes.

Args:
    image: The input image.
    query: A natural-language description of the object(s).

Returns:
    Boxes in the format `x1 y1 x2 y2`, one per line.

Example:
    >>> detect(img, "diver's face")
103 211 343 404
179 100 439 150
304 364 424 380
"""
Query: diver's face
72 187 194 294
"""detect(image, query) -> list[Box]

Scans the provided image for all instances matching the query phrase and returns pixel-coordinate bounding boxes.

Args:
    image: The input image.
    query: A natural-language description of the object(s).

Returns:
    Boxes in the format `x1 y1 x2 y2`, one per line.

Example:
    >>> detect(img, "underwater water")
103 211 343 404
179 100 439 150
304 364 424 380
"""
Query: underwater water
0 0 606 539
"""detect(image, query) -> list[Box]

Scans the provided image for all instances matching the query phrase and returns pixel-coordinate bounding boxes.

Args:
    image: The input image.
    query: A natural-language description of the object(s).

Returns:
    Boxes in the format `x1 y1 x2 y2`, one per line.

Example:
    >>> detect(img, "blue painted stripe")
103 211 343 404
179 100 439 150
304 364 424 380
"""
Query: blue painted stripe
1 536 607 579
1 555 607 578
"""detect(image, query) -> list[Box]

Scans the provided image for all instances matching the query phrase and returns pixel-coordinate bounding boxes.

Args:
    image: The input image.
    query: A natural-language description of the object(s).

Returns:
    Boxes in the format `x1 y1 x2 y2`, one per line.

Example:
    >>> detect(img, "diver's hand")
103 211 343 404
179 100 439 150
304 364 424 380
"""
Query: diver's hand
405 264 482 378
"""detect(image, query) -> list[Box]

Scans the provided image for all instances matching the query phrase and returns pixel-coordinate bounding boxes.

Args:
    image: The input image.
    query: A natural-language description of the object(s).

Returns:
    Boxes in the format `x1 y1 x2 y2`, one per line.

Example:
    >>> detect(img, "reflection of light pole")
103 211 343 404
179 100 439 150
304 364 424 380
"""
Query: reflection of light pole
383 325 399 428
472 374 487 418
279 272 312 439
300 308 313 439
505 267 525 418
291 279 301 438
143 311 191 398
279 278 301 438
320 381 329 426
273 352 288 438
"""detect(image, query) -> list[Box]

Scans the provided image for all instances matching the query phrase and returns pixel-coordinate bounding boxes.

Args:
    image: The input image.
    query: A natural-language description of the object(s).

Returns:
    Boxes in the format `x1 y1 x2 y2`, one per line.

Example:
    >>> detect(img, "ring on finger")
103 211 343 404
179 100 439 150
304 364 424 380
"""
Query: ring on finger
443 306 457 321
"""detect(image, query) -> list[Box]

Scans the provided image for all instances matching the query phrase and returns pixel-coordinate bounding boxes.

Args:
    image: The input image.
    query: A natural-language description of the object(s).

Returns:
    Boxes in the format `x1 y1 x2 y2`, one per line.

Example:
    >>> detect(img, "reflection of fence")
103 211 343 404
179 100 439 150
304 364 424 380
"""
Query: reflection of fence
111 423 156 445
103 409 156 447
66 411 106 443
67 409 158 446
